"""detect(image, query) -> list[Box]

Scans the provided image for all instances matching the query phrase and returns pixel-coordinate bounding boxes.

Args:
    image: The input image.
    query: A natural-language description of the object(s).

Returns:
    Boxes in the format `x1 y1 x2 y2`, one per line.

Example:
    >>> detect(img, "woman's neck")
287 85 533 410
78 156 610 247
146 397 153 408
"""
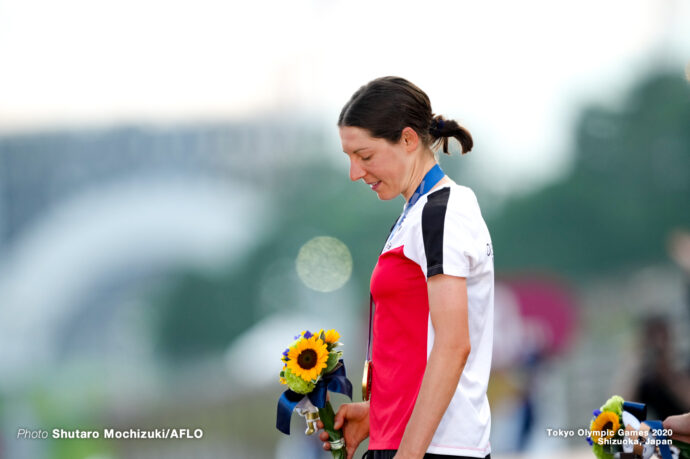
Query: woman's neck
402 153 440 202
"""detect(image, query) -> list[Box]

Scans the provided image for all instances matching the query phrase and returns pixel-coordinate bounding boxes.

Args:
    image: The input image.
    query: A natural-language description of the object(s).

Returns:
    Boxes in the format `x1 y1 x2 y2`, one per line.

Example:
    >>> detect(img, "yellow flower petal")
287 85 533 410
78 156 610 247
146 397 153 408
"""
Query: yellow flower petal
324 329 340 344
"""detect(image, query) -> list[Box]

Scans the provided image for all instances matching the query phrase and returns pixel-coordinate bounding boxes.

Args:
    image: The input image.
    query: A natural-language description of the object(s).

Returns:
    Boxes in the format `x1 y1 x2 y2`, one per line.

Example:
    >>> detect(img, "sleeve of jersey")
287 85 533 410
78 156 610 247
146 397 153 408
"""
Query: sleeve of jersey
421 187 478 278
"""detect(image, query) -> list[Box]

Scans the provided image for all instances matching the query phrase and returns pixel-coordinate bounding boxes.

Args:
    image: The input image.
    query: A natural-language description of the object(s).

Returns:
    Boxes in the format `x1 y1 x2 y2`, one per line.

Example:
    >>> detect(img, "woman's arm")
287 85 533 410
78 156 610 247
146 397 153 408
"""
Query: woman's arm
395 274 471 459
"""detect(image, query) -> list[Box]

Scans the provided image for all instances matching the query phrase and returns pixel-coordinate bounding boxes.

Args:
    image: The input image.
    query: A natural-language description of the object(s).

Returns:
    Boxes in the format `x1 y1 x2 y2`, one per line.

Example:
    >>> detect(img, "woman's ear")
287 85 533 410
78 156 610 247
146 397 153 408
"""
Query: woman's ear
401 127 420 152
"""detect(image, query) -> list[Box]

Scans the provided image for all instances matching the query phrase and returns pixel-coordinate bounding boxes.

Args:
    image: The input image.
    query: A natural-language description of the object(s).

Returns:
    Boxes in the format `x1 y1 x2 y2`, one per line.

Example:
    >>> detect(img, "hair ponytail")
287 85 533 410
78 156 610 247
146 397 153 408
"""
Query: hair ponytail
429 115 473 155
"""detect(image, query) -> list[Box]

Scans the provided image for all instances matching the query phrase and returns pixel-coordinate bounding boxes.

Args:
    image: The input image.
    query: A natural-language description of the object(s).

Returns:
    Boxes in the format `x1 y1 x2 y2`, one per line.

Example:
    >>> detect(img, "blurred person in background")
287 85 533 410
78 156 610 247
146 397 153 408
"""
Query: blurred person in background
319 76 494 459
633 315 690 420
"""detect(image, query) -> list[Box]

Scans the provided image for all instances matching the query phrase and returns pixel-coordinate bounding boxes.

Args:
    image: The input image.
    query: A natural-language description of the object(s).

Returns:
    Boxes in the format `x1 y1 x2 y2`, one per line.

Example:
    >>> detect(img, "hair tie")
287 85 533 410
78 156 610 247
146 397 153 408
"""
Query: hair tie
430 118 445 137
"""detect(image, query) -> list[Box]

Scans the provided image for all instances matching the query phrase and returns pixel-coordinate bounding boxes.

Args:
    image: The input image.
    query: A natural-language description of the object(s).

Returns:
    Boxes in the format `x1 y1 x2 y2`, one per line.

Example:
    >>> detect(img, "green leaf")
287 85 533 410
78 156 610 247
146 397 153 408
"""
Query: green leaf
325 352 340 373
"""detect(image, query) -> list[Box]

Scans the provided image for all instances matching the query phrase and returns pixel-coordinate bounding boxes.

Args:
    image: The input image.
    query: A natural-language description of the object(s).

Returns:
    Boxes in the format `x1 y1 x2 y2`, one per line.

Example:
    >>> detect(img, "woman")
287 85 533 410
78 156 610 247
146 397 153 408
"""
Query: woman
320 76 494 459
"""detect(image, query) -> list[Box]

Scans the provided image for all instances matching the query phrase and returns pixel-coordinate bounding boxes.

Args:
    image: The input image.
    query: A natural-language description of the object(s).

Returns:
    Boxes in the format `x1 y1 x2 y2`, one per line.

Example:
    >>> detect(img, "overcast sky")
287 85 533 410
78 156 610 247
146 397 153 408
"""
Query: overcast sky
1 0 688 191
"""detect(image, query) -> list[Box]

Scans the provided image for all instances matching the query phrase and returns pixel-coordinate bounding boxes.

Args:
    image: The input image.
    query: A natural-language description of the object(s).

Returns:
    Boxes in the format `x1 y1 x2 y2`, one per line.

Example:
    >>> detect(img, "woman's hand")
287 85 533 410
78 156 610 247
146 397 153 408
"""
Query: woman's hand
318 401 370 459
664 412 690 443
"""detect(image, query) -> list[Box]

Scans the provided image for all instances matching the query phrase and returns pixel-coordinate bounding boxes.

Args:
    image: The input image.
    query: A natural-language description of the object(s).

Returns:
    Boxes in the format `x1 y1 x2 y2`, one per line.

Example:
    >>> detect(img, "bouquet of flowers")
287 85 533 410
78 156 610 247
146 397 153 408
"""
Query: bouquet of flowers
586 395 690 459
276 329 352 459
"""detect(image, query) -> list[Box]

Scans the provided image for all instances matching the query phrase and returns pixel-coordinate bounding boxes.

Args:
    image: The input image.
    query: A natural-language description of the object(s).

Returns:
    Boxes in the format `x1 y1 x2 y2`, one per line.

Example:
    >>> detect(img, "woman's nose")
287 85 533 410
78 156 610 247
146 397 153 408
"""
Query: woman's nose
349 157 365 182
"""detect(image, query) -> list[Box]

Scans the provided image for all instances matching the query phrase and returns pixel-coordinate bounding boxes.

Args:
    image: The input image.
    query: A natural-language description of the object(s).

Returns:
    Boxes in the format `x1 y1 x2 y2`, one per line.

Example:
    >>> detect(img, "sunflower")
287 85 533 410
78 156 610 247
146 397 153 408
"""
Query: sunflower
324 329 340 345
590 410 620 445
287 335 329 382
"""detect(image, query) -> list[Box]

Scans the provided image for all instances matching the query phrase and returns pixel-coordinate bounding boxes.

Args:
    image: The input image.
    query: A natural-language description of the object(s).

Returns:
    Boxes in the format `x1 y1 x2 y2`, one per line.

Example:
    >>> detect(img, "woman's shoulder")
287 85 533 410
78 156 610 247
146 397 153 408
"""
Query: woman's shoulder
448 179 477 197
428 180 480 212
433 182 488 239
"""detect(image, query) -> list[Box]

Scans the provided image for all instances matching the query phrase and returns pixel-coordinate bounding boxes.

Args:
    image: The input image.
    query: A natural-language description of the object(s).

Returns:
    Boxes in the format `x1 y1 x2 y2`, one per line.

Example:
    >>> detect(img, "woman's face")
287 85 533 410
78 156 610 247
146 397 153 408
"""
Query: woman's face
339 126 411 201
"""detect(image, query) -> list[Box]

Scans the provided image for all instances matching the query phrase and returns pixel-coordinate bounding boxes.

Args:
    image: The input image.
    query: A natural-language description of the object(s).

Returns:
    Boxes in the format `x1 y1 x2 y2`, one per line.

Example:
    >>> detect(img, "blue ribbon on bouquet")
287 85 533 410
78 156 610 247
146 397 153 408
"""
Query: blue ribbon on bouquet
621 401 672 459
645 420 673 459
276 360 353 435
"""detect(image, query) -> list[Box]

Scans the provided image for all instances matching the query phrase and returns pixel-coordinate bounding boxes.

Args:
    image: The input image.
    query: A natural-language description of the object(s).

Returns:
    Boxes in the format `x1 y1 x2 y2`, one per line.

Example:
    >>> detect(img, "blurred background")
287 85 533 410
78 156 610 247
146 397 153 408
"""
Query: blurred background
1 0 689 458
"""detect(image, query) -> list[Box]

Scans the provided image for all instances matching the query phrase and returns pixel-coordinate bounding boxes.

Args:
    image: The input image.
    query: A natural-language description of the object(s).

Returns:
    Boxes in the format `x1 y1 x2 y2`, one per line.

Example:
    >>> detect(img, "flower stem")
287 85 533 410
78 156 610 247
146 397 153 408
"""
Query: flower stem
319 401 345 459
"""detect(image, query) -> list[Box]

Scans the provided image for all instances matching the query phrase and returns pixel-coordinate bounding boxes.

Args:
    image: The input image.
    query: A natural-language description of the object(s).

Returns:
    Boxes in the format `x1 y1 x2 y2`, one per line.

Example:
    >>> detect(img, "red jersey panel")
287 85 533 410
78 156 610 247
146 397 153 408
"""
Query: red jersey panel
369 245 430 449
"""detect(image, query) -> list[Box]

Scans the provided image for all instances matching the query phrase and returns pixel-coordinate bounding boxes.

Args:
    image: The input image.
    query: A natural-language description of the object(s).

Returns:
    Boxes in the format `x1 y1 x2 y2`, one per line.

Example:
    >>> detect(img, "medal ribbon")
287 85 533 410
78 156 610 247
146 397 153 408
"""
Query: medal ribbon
384 163 445 248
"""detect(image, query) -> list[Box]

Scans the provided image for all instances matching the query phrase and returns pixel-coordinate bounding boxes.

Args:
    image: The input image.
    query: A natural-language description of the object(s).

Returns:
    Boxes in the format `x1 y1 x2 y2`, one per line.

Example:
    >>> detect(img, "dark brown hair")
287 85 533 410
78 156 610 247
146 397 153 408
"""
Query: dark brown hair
338 76 473 155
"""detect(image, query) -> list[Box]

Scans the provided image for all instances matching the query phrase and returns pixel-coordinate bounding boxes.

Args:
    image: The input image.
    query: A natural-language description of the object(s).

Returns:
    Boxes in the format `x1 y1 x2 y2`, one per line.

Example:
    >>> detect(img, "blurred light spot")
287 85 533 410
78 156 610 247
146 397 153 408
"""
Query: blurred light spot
686 62 690 82
295 236 352 292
